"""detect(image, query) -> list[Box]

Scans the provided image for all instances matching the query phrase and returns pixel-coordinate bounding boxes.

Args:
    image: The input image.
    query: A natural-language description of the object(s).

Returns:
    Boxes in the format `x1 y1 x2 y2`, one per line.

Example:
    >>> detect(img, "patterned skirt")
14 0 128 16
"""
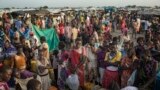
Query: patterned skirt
40 74 51 90
102 66 119 89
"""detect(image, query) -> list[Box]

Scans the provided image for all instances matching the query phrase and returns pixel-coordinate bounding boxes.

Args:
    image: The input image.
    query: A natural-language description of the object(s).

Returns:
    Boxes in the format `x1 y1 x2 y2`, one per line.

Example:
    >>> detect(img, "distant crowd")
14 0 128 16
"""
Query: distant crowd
0 9 160 90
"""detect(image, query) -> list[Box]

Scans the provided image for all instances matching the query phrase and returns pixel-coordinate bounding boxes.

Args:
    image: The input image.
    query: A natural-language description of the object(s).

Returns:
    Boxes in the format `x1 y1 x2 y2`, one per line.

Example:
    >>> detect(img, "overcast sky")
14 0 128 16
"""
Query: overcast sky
0 0 160 8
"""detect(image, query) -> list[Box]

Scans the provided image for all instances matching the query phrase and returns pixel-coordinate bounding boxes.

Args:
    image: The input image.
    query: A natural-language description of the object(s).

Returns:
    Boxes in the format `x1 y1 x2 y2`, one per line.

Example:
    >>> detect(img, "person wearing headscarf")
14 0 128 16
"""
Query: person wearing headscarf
69 38 87 89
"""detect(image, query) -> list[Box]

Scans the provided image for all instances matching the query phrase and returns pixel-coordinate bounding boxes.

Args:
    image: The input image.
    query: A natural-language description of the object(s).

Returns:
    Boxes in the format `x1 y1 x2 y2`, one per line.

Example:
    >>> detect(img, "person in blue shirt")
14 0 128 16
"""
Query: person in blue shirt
21 26 30 40
121 41 133 58
14 17 22 31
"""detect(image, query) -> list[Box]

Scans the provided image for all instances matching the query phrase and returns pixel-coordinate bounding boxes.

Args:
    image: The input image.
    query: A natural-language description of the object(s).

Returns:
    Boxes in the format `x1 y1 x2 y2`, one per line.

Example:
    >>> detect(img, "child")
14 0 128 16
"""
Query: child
52 50 59 83
57 63 68 90
27 78 41 90
0 66 12 90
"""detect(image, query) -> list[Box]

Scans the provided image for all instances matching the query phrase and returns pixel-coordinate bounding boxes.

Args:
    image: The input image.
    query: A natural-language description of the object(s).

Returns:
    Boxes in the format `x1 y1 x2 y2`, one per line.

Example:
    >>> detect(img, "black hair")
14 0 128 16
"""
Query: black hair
109 42 117 46
113 37 118 42
40 36 46 42
53 50 59 55
127 48 136 58
0 66 11 74
66 22 69 25
137 37 144 43
27 79 41 90
20 35 25 41
58 41 66 49
75 37 82 42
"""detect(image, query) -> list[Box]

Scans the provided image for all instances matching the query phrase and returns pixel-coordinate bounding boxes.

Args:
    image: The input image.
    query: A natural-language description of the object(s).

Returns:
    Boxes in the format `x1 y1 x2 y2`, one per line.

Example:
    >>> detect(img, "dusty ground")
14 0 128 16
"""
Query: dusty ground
111 28 145 45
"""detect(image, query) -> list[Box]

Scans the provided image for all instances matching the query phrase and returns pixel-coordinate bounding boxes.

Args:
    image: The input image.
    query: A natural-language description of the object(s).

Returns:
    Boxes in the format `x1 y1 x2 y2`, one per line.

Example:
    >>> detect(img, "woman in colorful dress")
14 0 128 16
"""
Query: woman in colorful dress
37 49 51 90
121 48 137 88
69 38 87 89
103 43 122 89
134 49 158 89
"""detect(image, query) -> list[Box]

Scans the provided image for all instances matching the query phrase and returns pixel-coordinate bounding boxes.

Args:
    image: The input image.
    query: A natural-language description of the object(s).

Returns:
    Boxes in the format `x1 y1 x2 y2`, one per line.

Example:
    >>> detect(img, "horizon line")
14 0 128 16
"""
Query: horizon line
0 5 158 8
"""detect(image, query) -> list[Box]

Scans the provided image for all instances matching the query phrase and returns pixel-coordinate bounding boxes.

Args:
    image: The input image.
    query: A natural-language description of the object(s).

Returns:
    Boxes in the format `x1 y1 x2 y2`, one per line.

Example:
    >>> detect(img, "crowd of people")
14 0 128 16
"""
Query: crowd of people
0 9 160 90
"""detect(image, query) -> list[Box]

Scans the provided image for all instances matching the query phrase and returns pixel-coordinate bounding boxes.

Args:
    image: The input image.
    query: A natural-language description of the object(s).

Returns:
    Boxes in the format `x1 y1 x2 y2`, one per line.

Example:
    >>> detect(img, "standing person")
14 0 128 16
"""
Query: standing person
136 17 141 33
14 46 26 71
86 16 90 28
57 41 70 90
135 37 145 59
134 49 158 90
57 59 68 90
41 17 46 29
103 43 122 89
121 48 138 88
14 16 22 31
3 40 17 68
39 36 49 60
29 31 39 60
14 46 33 78
71 24 79 45
86 37 97 82
122 25 128 35
0 66 12 90
112 16 117 32
121 31 130 42
51 50 59 84
92 29 99 43
58 21 65 42
20 36 32 70
81 29 89 46
37 50 51 90
97 46 107 85
64 22 72 48
12 31 21 49
69 38 87 89
121 41 132 58
58 41 69 69
132 20 138 39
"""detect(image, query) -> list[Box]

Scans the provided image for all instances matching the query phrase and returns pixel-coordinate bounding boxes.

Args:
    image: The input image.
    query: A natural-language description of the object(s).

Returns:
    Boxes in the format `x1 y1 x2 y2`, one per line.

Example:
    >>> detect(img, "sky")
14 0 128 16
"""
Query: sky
0 0 160 8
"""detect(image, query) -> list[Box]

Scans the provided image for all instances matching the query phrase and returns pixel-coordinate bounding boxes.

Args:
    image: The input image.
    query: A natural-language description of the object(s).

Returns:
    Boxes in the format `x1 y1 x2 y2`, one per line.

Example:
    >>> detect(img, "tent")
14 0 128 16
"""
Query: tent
11 9 50 16
137 9 160 16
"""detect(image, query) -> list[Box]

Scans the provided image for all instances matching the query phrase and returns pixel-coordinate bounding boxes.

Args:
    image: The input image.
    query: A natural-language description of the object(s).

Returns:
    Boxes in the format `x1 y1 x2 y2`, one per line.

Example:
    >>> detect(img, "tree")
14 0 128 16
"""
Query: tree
132 5 136 8
12 7 15 9
4 7 10 10
39 6 48 10
155 6 159 9
43 6 48 9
